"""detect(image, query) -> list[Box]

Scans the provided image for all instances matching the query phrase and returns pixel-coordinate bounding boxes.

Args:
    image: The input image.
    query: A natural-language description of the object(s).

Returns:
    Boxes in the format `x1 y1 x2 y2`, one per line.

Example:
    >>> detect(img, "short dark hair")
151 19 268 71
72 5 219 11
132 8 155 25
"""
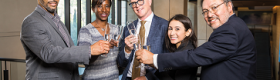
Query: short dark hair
165 14 197 52
200 0 234 11
92 0 112 9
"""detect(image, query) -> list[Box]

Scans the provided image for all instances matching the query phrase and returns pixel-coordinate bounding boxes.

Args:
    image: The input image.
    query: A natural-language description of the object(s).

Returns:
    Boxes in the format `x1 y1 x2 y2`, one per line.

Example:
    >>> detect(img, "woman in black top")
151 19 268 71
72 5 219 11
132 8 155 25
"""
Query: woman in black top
156 14 198 80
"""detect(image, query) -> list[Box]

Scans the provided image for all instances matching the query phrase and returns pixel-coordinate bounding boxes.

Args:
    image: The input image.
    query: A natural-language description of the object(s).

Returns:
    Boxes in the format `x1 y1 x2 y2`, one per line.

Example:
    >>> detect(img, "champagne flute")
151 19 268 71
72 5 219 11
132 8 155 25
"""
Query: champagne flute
111 25 124 55
127 21 137 37
114 25 124 45
127 21 139 50
136 37 153 69
101 24 111 57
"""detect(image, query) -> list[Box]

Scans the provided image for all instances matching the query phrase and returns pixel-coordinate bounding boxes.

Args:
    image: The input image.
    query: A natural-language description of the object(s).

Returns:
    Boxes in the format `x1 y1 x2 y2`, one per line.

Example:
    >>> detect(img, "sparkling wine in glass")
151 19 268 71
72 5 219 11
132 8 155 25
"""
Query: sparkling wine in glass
127 21 139 50
101 25 111 57
110 25 124 55
115 25 124 42
136 37 153 69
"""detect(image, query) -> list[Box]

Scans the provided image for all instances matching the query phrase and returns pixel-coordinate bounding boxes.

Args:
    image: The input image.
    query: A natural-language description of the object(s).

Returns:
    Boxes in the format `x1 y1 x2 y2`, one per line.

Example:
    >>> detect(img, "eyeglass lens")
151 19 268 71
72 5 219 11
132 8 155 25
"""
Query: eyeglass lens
129 0 144 8
202 2 225 16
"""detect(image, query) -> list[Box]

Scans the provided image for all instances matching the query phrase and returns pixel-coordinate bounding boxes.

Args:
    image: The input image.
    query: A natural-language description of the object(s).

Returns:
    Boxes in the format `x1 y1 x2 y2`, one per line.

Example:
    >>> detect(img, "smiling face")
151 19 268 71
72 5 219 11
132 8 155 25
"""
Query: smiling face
168 20 191 46
38 0 59 13
202 0 233 29
92 0 111 21
130 0 153 20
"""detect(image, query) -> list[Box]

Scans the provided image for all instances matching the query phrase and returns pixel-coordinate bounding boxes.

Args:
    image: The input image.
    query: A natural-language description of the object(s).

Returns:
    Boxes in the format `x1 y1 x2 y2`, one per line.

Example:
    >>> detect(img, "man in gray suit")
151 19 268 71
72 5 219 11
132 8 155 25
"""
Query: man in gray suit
20 0 110 80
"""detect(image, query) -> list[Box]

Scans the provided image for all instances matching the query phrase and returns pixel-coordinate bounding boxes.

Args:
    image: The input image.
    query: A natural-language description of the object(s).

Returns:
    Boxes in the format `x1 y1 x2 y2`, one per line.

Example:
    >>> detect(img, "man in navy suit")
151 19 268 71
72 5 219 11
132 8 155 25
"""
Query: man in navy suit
135 0 256 80
117 0 168 80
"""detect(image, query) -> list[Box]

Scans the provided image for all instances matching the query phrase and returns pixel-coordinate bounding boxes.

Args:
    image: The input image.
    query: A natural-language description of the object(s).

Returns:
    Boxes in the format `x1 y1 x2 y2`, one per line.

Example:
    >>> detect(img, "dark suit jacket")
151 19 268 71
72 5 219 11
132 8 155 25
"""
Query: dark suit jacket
117 15 168 80
157 15 256 80
21 6 90 80
156 41 197 80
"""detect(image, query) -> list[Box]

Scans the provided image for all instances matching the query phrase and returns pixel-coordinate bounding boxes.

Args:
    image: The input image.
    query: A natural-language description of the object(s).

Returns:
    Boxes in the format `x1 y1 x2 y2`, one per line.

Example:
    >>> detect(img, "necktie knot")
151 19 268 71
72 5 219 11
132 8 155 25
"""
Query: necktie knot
141 21 146 26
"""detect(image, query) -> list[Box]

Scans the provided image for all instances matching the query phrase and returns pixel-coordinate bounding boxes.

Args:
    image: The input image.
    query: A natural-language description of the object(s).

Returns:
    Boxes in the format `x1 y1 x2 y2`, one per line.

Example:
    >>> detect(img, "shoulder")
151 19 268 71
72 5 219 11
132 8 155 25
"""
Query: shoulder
153 15 168 24
82 23 95 29
23 11 42 24
152 15 168 29
177 41 195 51
220 15 248 34
80 23 94 33
109 23 117 28
22 11 46 30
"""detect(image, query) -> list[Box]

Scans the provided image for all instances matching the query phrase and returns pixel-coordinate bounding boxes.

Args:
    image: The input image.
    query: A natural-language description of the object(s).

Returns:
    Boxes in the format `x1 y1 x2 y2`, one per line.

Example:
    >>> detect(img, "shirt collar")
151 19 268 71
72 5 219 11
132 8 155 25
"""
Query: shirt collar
230 13 235 17
137 12 154 22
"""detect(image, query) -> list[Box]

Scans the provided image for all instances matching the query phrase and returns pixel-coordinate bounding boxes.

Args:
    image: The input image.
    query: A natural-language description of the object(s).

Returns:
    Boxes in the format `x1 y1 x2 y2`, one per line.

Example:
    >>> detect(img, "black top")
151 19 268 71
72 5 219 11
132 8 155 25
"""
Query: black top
155 41 197 80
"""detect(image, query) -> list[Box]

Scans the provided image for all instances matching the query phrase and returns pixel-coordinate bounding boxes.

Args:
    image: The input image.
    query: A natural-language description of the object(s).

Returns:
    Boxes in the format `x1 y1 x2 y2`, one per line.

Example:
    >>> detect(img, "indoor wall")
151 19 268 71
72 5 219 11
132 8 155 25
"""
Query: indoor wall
0 0 37 80
152 0 213 46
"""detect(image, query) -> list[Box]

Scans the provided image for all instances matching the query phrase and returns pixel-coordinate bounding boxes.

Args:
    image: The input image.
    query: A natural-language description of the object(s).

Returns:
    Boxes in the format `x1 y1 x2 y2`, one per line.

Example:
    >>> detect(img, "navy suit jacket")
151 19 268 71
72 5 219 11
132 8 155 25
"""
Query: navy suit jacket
157 15 256 80
117 15 168 80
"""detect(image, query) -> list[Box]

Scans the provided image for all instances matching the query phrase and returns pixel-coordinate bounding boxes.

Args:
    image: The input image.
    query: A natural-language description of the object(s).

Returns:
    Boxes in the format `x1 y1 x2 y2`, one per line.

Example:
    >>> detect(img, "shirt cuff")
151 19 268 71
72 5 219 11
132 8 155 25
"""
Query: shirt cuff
153 54 158 69
124 48 131 59
145 76 148 80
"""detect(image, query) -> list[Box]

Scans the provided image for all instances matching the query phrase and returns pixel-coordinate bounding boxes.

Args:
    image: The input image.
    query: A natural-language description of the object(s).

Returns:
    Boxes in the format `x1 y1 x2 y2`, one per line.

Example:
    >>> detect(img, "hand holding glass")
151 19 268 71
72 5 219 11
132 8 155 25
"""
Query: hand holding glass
127 21 139 50
136 37 153 69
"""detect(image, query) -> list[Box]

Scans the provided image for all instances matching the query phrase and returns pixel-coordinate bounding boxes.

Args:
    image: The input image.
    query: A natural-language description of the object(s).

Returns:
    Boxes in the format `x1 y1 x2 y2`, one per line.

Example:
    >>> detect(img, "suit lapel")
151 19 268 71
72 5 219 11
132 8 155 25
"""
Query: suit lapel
60 21 74 46
134 20 139 30
35 7 71 47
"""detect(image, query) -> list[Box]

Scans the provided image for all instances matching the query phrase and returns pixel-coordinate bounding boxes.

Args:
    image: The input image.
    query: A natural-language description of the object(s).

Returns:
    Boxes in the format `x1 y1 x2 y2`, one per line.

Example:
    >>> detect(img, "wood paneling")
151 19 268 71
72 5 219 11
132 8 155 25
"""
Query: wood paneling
233 1 280 7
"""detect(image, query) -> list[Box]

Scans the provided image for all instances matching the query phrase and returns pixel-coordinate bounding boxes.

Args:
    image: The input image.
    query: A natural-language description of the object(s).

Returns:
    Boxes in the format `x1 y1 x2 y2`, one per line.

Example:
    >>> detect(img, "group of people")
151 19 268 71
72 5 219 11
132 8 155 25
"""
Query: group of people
20 0 256 80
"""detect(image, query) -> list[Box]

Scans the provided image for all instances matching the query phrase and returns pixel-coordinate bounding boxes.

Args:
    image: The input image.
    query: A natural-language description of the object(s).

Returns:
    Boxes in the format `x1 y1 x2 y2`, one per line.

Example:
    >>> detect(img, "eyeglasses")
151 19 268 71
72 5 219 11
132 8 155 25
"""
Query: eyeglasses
129 0 144 8
202 1 226 17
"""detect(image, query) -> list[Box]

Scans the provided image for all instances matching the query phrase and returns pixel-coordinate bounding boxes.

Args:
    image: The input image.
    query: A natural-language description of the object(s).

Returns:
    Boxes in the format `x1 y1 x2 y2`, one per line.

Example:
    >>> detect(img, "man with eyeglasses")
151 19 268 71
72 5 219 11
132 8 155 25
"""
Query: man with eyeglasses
135 0 256 80
117 0 168 80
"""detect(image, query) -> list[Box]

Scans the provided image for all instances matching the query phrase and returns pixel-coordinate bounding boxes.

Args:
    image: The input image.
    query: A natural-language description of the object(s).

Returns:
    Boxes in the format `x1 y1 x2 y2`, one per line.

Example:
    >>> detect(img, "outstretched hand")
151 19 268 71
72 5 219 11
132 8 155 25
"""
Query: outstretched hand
135 49 154 65
90 40 110 55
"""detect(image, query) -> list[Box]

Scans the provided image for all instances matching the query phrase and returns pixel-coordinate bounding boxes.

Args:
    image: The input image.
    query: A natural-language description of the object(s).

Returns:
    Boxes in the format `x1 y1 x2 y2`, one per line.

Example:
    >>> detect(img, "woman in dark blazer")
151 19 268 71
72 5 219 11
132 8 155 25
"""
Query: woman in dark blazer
155 14 198 80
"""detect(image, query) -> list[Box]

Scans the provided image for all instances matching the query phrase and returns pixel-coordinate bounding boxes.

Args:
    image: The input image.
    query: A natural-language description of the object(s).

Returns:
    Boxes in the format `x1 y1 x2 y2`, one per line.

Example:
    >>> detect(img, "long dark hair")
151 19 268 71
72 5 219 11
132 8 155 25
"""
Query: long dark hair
92 0 112 8
165 14 197 52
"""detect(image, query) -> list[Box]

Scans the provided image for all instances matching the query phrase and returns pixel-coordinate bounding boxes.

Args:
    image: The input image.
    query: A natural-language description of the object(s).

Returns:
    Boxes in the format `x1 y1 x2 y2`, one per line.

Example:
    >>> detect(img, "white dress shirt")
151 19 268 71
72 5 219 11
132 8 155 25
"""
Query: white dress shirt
124 12 154 77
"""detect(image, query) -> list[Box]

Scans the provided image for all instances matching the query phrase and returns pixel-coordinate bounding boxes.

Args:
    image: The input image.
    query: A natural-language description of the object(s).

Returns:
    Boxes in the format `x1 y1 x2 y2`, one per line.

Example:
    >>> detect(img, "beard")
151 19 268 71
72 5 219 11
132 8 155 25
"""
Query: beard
45 5 56 13
40 0 57 13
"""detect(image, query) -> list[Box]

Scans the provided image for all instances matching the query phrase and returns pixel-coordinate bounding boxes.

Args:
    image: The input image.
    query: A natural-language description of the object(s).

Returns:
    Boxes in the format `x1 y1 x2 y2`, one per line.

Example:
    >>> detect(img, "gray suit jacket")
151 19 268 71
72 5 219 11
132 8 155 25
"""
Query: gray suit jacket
21 6 90 80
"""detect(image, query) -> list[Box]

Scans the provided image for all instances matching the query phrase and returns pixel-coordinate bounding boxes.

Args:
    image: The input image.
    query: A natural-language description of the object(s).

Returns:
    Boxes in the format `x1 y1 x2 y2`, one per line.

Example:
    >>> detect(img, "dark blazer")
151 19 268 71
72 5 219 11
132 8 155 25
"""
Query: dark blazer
117 14 168 80
155 41 197 80
157 15 256 80
21 6 90 80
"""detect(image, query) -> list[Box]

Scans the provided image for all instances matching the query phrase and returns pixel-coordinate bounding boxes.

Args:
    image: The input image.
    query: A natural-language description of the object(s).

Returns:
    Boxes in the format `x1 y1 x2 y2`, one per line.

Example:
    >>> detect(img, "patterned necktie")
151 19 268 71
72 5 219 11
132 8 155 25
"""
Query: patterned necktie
54 17 70 47
131 21 146 79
